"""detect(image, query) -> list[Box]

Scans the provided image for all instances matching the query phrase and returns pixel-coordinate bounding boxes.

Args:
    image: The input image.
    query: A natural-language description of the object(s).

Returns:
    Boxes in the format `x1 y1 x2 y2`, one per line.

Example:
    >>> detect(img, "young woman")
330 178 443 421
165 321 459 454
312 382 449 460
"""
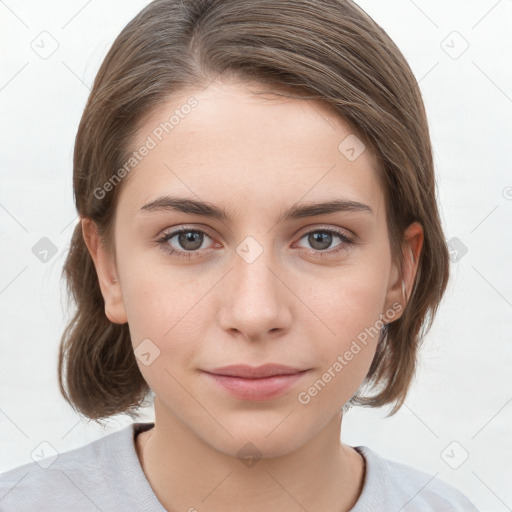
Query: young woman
0 0 480 510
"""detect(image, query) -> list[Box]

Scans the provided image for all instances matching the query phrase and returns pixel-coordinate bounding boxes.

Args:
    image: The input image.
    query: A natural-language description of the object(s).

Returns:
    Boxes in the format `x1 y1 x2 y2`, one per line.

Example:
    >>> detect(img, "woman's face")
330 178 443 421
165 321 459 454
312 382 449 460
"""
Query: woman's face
92 80 418 457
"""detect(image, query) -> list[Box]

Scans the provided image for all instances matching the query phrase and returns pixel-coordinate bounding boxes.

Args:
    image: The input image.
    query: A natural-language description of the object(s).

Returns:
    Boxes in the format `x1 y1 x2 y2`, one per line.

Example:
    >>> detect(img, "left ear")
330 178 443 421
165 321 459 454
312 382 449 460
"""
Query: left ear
383 221 424 321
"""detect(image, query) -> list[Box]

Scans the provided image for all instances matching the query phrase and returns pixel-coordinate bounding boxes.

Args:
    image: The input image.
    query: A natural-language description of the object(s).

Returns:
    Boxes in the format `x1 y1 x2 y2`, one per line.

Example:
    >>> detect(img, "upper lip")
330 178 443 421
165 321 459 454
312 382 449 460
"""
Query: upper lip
205 364 308 378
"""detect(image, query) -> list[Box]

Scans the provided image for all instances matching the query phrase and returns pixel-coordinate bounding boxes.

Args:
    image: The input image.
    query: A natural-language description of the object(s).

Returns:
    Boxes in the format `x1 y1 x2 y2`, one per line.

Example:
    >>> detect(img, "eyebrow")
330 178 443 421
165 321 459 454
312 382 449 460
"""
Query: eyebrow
139 196 373 222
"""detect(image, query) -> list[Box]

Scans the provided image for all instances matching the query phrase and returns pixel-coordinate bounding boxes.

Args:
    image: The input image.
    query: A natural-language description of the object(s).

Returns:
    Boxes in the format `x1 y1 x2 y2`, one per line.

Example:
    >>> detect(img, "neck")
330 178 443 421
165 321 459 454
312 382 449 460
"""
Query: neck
136 402 365 512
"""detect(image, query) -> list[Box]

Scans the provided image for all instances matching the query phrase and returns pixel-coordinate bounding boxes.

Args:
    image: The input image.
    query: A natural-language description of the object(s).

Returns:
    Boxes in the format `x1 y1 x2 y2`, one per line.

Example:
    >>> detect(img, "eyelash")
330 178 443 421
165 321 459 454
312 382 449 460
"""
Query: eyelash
155 225 356 260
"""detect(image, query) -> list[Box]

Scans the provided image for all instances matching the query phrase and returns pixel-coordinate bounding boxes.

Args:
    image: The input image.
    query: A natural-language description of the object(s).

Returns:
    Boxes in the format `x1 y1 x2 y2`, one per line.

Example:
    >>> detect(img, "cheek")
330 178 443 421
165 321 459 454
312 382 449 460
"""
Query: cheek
294 276 388 412
119 258 212 377
119 247 203 333
294 261 390 399
303 264 390 346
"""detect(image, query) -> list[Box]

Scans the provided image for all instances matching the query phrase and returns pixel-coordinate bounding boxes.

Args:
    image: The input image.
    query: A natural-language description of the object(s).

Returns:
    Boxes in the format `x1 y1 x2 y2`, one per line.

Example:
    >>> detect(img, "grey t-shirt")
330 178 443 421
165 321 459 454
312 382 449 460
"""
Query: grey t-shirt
0 422 479 511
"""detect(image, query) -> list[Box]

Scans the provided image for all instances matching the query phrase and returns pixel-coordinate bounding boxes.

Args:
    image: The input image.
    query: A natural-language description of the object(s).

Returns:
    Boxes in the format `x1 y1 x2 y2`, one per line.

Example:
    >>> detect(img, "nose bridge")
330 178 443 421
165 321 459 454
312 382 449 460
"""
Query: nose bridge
219 234 291 338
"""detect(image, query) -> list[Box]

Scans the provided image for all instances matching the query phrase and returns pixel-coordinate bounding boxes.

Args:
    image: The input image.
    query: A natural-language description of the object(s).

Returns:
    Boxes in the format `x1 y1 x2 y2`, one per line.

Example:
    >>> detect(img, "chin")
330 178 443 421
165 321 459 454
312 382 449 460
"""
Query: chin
194 414 316 461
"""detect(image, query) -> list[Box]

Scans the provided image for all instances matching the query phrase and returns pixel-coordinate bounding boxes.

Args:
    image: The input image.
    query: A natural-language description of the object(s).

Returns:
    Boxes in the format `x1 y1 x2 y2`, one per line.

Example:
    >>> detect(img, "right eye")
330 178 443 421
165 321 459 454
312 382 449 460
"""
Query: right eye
156 227 217 259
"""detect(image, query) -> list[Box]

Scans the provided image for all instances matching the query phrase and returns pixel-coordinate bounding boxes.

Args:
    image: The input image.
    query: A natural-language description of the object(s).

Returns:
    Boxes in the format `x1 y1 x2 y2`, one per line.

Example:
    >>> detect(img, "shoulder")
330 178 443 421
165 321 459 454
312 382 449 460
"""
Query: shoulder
0 423 147 511
351 446 480 512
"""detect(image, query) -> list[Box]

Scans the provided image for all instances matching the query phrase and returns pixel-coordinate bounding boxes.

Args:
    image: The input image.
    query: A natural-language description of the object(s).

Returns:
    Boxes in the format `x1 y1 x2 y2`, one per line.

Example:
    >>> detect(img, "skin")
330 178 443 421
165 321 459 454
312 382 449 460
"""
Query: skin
83 79 423 512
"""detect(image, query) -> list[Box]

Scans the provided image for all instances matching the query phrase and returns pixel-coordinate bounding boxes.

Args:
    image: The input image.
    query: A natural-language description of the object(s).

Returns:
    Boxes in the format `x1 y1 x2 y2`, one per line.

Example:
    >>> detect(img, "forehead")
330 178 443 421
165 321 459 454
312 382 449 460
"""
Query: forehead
118 80 384 222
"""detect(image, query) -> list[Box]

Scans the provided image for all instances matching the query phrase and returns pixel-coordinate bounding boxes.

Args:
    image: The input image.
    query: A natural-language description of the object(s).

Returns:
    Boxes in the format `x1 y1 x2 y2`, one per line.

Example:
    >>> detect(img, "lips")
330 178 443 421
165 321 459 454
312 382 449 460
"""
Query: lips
206 363 308 378
202 364 310 401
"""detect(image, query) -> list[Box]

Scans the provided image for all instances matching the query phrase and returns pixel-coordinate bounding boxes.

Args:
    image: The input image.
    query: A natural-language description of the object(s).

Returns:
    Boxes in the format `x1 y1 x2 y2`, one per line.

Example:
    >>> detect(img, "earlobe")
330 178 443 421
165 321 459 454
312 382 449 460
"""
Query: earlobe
81 217 128 325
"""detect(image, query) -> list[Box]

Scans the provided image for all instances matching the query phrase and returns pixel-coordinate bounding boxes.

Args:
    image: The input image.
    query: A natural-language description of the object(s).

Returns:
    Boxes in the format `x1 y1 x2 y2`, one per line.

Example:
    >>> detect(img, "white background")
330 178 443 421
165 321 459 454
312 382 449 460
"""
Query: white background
1 1 511 510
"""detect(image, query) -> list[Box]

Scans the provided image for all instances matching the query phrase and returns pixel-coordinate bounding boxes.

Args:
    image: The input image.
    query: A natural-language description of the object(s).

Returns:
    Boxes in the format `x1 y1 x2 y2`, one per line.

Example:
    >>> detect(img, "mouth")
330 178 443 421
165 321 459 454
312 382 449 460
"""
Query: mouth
206 363 308 378
202 364 311 401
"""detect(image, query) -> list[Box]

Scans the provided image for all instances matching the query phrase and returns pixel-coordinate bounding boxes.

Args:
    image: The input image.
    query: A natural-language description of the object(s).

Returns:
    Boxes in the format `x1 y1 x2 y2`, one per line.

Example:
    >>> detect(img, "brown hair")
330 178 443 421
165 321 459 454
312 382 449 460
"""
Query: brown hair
58 0 450 421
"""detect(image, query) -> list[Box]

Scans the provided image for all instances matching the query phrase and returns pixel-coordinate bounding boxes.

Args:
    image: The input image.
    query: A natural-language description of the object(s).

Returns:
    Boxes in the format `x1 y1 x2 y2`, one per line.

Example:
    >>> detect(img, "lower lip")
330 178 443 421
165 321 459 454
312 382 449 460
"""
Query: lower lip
203 371 310 401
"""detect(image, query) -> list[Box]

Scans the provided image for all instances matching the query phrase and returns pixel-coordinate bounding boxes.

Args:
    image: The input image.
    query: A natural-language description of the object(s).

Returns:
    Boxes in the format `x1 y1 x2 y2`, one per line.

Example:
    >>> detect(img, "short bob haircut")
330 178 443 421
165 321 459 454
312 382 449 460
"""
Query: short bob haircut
58 0 450 421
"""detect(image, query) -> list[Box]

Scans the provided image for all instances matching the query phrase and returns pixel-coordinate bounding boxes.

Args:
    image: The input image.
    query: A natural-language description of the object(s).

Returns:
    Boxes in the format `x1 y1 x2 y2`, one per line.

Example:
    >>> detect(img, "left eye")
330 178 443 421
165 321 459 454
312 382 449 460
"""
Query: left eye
295 228 354 253
156 226 355 259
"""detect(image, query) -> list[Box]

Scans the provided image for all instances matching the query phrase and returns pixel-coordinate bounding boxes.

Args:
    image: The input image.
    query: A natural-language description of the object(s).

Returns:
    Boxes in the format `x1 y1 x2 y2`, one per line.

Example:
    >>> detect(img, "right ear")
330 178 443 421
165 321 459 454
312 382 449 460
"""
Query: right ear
81 217 128 325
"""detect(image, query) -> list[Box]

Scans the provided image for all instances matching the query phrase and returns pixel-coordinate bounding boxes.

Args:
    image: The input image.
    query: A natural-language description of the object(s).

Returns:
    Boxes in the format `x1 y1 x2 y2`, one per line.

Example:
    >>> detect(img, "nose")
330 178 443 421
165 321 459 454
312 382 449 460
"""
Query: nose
217 242 293 342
